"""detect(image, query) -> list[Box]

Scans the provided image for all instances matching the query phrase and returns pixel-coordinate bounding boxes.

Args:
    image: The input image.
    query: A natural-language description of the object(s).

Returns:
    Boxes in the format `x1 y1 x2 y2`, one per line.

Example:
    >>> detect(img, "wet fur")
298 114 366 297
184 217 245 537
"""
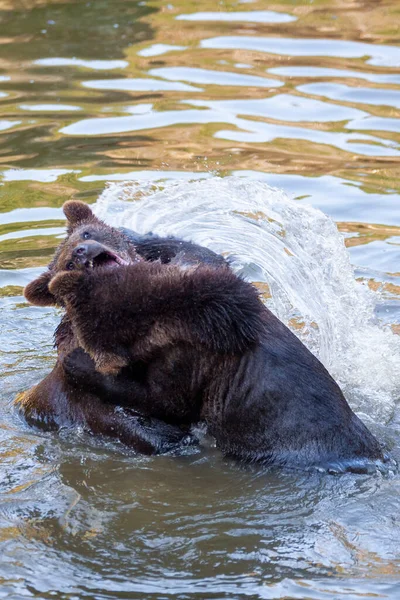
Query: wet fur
52 261 384 467
19 201 226 453
48 262 265 374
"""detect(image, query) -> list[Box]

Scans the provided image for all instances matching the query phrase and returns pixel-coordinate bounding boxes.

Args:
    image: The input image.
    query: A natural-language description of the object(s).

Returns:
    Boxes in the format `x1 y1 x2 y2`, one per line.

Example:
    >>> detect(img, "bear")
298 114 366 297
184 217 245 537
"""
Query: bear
119 228 228 269
18 201 227 454
48 253 264 377
22 201 386 471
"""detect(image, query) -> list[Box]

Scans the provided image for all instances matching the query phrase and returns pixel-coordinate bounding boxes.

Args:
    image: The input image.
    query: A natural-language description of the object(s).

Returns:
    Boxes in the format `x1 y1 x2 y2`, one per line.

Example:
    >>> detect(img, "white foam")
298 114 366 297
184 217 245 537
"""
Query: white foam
94 177 400 424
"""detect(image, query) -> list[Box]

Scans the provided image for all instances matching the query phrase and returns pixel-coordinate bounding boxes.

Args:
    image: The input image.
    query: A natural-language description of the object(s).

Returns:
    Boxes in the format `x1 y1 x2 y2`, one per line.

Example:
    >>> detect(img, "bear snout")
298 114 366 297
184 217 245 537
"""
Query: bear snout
73 245 87 256
72 241 103 260
70 241 129 270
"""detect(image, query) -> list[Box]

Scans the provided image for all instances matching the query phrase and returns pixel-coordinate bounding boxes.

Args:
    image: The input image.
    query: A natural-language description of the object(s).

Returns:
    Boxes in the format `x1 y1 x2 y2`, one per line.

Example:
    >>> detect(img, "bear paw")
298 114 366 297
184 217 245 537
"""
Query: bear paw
48 270 83 301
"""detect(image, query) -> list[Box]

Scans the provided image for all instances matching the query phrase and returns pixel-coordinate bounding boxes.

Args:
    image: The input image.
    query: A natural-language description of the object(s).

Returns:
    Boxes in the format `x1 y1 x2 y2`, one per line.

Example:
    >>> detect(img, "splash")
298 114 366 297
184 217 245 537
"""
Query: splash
94 177 400 424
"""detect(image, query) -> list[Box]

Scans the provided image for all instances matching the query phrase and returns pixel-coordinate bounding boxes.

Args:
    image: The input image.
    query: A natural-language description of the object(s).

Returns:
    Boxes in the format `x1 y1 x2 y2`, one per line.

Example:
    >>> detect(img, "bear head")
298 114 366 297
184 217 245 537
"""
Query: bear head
24 200 141 307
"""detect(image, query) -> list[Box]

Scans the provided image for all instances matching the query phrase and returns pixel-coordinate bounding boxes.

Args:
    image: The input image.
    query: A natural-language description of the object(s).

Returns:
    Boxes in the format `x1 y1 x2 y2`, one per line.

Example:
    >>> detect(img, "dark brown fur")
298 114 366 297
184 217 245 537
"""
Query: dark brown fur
48 261 265 375
18 201 214 453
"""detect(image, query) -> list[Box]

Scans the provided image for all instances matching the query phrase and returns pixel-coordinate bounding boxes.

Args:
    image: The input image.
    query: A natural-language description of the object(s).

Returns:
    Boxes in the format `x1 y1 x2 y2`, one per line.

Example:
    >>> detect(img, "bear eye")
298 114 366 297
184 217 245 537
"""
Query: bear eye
82 231 91 240
66 261 75 271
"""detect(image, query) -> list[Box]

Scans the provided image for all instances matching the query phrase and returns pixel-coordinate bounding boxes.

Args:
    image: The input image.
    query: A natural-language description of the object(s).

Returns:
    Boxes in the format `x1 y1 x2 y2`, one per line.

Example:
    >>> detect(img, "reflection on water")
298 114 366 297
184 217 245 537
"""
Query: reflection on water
147 66 283 87
268 66 400 85
34 57 130 69
176 10 297 23
298 82 400 109
201 36 400 66
0 0 399 597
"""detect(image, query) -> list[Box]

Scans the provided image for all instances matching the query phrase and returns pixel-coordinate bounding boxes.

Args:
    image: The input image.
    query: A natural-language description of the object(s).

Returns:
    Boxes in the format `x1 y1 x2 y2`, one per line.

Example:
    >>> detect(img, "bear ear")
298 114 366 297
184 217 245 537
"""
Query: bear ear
24 271 57 306
63 200 96 231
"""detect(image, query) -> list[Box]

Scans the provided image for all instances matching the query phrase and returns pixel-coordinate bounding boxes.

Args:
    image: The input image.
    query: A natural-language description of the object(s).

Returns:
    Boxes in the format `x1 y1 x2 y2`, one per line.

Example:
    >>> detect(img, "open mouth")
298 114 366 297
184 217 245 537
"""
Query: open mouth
72 241 135 271
88 250 130 269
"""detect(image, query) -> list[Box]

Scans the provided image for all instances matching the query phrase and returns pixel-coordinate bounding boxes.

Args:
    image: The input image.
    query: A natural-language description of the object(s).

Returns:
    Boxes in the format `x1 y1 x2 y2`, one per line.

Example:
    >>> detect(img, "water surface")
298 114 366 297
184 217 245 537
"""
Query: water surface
0 1 399 598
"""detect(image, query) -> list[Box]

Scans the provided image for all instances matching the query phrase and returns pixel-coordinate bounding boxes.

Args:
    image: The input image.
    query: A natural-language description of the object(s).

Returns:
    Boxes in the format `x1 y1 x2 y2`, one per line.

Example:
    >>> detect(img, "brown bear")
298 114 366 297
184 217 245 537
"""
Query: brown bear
18 201 227 453
21 200 386 471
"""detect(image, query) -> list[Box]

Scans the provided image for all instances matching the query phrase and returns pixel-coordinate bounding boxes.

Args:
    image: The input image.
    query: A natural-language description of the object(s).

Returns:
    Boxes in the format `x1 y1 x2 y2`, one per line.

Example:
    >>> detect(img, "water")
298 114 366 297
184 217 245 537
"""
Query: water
0 0 399 598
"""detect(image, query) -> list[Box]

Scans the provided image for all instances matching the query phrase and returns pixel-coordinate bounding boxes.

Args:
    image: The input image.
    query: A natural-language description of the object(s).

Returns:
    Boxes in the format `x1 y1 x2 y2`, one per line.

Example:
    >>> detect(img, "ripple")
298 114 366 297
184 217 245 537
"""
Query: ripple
60 103 398 157
347 116 400 133
299 83 400 109
19 104 82 112
216 122 399 156
176 10 297 23
1 168 80 182
137 44 186 57
261 579 400 599
0 227 64 243
60 107 224 136
185 94 367 122
0 120 20 132
82 77 201 92
201 37 400 67
349 239 400 273
149 66 282 88
0 267 45 288
0 208 63 226
34 57 128 70
269 66 400 85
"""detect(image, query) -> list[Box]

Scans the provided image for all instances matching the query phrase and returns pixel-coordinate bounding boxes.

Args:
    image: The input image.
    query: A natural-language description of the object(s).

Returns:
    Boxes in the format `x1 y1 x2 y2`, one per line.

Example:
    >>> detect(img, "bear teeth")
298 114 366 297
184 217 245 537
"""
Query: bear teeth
115 256 129 266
